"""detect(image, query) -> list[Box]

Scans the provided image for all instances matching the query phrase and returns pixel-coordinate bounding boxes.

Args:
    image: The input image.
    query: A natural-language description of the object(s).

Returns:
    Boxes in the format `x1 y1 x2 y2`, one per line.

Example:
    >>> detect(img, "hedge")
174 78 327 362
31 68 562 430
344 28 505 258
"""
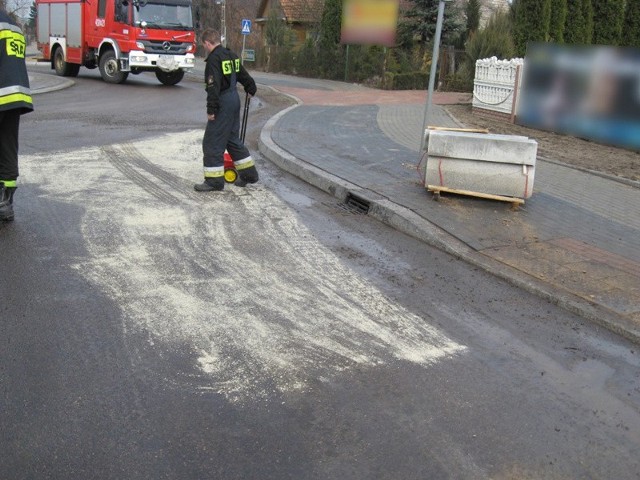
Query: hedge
383 71 430 90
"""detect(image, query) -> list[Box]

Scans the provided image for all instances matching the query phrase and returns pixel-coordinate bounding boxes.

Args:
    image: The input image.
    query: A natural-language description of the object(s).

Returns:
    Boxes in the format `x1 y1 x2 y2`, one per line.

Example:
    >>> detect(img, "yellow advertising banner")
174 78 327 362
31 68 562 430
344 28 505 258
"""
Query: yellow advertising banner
340 0 399 47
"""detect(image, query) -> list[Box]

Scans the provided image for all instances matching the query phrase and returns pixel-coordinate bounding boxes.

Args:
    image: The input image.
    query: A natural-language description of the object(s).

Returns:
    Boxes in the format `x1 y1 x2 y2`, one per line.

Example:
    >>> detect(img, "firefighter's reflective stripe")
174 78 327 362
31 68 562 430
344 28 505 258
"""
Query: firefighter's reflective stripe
221 58 241 75
234 156 255 170
1 180 17 187
0 85 32 108
204 166 224 178
0 26 26 58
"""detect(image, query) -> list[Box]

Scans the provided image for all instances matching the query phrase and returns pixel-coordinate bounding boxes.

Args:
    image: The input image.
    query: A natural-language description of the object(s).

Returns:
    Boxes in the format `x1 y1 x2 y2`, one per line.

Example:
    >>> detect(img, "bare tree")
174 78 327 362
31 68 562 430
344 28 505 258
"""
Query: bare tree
3 0 33 21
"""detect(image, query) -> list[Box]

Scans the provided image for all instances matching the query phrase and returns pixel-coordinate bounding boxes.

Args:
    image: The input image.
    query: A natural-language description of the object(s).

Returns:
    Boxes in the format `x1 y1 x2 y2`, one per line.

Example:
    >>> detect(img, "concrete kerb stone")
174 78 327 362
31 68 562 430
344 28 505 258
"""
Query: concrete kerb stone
382 199 640 345
538 156 640 190
259 98 640 345
28 72 75 95
259 105 355 202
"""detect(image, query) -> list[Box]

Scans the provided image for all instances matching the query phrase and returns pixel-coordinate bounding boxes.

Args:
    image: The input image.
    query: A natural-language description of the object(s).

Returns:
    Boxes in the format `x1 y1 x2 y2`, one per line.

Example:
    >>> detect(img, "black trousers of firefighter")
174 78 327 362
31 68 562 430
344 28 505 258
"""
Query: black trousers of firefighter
201 89 258 190
0 110 20 220
0 110 20 181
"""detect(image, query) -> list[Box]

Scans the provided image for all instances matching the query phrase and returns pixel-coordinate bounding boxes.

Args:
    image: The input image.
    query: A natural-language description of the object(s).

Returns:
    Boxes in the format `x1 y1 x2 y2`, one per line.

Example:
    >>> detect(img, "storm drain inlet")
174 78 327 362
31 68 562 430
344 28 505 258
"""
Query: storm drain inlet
343 193 371 214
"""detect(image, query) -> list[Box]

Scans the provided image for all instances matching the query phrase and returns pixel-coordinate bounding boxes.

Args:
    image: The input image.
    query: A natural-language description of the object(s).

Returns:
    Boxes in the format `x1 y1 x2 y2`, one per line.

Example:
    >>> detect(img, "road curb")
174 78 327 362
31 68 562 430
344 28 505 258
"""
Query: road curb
538 156 640 189
259 108 640 345
29 72 75 95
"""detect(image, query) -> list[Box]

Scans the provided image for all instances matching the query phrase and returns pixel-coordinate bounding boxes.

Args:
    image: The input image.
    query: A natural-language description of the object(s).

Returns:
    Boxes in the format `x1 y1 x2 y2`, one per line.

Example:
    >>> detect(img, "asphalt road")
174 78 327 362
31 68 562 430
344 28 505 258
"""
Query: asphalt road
1 65 639 479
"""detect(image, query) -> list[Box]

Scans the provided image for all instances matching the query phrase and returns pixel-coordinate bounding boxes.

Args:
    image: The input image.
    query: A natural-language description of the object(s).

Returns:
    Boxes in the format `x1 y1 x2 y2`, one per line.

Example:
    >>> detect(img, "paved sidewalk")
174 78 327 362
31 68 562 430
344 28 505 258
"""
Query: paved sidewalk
256 75 640 344
26 67 640 344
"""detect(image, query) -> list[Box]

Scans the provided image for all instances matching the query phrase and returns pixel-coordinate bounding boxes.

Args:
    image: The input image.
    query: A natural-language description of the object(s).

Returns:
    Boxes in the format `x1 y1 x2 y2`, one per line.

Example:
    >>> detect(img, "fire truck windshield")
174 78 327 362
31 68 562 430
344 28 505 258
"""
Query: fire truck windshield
134 2 193 30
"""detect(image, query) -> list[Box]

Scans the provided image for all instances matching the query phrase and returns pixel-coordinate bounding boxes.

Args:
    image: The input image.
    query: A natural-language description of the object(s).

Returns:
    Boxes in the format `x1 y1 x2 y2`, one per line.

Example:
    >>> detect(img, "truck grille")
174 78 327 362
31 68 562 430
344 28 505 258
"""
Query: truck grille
138 40 191 55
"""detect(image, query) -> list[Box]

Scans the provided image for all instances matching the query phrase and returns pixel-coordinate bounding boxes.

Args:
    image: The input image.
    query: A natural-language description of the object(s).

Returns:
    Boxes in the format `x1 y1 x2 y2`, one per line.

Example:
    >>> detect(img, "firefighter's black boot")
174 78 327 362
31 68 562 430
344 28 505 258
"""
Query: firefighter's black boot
194 178 224 192
234 166 259 188
0 184 15 222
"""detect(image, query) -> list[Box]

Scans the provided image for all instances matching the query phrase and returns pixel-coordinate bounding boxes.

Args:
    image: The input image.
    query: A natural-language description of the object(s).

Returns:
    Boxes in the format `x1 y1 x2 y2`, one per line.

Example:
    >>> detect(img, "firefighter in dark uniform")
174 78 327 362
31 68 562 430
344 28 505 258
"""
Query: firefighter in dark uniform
0 8 33 221
195 28 258 192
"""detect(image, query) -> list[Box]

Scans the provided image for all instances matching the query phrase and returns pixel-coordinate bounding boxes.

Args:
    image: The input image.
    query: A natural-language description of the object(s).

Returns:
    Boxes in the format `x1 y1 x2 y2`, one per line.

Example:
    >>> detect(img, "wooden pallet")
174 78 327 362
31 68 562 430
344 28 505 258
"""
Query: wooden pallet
427 185 525 208
427 126 490 134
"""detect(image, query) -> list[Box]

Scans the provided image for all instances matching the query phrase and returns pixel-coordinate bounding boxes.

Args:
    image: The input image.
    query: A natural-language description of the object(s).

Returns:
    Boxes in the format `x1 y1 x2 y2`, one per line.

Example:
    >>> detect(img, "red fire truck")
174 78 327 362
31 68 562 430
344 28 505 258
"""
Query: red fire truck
36 0 196 85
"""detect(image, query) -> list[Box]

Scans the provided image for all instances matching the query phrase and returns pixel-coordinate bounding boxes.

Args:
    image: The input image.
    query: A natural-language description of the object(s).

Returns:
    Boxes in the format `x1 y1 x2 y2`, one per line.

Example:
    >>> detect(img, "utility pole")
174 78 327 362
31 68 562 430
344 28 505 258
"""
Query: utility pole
215 0 226 47
419 0 452 153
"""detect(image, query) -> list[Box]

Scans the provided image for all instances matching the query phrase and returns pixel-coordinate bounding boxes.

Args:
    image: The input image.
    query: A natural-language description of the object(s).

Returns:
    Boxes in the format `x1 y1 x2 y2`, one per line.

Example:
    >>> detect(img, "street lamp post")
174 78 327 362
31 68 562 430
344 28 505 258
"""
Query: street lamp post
419 0 451 154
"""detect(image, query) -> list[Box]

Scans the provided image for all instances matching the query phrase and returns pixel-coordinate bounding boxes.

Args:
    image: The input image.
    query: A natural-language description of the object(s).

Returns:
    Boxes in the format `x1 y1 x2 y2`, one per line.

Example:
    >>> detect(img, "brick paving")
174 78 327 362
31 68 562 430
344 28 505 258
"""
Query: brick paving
262 75 640 340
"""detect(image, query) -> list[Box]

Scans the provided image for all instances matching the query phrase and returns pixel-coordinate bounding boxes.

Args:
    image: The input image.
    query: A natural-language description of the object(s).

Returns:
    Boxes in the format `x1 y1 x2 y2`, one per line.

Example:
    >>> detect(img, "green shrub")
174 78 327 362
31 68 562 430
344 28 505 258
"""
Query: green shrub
513 0 551 56
440 72 473 92
621 0 640 47
346 45 385 83
294 38 318 77
466 11 515 63
383 71 429 90
454 10 516 87
592 0 624 46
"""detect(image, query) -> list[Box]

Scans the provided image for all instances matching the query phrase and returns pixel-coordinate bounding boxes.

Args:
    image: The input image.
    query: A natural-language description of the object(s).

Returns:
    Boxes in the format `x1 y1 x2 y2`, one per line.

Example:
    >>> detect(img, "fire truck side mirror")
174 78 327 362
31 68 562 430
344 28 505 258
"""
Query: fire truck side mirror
132 0 148 9
194 7 201 29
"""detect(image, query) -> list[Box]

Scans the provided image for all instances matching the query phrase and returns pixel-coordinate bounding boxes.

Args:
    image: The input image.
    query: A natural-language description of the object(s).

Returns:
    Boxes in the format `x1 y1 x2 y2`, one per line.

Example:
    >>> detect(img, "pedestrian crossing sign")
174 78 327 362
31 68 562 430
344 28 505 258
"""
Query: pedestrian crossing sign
241 19 251 35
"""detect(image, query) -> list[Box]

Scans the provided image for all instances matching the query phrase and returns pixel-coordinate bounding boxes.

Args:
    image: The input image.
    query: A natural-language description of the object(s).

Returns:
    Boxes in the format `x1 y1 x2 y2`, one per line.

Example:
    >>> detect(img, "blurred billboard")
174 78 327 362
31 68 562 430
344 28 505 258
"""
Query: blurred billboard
517 43 640 150
340 0 399 47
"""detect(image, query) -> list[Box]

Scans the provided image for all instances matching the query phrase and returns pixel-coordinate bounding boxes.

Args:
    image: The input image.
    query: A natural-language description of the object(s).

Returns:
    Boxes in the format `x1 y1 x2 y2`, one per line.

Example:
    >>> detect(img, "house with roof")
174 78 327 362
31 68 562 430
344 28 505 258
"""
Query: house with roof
255 0 326 46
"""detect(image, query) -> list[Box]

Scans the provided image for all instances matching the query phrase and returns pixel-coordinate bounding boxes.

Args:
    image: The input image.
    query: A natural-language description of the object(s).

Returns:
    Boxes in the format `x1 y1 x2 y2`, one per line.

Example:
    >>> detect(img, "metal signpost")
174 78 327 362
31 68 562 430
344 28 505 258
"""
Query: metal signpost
419 0 451 154
241 19 251 64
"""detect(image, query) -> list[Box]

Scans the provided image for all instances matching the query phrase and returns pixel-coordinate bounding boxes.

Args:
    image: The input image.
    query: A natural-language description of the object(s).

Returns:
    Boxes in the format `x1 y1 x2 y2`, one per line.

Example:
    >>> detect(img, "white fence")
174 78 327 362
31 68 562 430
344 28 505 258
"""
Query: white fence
472 57 524 121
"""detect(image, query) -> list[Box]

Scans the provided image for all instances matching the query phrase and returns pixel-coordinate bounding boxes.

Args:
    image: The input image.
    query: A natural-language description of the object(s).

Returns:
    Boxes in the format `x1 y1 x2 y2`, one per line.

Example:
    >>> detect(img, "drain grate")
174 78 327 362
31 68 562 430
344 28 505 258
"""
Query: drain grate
342 193 371 214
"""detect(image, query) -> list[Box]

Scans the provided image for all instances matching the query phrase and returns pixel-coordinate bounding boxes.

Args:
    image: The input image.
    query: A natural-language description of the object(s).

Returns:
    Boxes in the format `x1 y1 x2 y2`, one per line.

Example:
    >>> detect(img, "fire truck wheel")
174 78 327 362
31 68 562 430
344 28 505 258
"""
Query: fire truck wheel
99 50 129 84
155 69 185 86
53 48 80 77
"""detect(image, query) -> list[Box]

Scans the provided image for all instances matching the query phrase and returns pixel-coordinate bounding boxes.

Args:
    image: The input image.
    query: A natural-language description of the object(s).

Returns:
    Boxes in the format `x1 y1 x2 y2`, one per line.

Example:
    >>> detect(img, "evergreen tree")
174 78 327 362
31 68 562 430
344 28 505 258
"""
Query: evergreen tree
27 1 37 29
451 9 515 92
582 0 593 43
564 0 586 44
592 0 624 46
265 7 287 46
398 0 463 47
621 0 640 48
317 0 343 79
549 0 567 43
513 0 551 56
465 10 515 66
465 0 481 37
295 37 319 77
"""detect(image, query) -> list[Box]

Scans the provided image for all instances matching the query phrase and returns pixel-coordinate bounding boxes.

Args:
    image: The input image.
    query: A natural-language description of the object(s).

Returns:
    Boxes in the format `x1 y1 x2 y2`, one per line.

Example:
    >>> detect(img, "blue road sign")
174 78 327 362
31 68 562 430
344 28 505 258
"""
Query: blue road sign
241 19 251 35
